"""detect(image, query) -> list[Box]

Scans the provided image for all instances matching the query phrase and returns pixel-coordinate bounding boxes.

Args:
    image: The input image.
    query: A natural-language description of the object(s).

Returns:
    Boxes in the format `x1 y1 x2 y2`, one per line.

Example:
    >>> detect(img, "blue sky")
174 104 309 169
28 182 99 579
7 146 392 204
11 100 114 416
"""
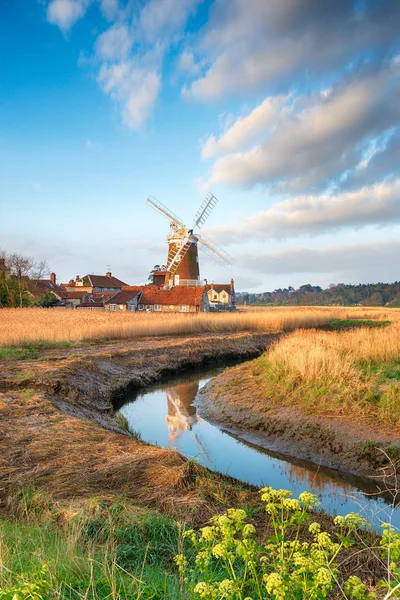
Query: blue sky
1 0 400 291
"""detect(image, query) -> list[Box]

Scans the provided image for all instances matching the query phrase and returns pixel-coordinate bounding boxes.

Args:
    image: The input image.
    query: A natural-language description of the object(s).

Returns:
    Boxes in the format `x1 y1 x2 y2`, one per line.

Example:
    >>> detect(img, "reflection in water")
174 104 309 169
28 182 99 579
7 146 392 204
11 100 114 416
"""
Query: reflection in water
119 368 399 530
166 381 199 441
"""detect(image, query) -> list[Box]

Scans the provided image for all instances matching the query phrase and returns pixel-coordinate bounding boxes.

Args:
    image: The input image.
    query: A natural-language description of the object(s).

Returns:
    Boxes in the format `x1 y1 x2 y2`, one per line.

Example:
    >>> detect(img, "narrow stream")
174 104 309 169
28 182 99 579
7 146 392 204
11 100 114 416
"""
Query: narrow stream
118 366 399 530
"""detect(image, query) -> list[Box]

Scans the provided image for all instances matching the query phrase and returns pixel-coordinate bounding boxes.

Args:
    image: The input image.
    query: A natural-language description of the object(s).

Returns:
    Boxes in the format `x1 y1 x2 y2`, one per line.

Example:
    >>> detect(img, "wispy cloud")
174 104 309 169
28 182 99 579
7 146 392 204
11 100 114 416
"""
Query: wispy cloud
185 0 400 100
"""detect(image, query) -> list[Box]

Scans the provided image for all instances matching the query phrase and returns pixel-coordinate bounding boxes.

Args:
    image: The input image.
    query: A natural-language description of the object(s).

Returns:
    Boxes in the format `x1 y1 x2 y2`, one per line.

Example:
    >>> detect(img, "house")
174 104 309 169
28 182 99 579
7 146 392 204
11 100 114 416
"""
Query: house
62 271 128 294
136 285 209 313
104 288 142 311
27 273 67 302
207 279 235 310
75 292 120 309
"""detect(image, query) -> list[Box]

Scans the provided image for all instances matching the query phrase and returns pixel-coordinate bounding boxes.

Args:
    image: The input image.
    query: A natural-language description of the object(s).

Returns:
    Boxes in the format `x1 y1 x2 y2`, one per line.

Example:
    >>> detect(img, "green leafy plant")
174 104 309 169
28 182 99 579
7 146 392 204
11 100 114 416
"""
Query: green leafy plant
175 487 393 599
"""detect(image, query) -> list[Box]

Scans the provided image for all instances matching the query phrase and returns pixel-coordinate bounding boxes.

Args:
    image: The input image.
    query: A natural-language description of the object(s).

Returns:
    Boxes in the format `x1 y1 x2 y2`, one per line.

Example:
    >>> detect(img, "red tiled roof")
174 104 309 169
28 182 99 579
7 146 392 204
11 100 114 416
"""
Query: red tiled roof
84 275 128 288
105 290 141 305
65 290 87 299
138 285 206 306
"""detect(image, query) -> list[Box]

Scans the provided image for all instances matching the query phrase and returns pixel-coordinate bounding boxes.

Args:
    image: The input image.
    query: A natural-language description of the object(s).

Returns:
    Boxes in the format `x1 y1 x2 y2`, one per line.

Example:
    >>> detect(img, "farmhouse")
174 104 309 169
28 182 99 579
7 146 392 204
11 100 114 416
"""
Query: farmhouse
207 280 235 310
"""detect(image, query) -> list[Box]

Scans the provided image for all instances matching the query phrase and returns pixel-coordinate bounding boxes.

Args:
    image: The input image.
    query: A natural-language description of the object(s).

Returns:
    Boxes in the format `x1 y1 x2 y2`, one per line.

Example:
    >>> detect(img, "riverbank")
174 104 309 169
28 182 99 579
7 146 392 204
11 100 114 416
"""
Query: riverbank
196 325 400 483
0 332 276 518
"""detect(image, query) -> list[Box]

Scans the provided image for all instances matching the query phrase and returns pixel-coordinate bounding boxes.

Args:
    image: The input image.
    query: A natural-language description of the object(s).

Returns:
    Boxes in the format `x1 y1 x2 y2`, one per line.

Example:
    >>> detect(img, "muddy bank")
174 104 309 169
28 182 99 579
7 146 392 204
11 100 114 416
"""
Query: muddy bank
196 361 400 483
0 332 276 517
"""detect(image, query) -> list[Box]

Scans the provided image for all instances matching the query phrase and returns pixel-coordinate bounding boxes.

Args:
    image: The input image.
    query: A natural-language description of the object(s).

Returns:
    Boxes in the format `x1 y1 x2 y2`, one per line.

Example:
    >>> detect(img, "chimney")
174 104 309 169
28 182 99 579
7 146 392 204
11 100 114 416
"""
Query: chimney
230 279 235 293
50 272 56 285
106 271 112 278
76 275 80 281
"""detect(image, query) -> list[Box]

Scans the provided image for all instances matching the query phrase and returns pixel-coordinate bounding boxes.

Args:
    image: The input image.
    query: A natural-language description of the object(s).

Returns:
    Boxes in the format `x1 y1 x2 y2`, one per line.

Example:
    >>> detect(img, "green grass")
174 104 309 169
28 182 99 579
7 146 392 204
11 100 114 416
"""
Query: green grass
0 347 39 361
323 318 391 331
0 492 189 600
0 341 75 361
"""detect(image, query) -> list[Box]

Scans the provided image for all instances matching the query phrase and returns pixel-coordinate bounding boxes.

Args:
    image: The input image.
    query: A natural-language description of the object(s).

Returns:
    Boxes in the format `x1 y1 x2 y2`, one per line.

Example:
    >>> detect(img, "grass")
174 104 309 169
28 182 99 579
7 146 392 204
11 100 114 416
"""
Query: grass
324 318 391 331
1 306 399 347
0 490 187 600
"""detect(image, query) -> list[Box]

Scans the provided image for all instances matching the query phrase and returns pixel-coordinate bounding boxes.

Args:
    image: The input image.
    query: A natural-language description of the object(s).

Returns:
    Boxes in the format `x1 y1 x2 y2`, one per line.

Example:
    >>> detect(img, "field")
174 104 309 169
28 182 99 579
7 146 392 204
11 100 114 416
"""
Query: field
0 305 397 346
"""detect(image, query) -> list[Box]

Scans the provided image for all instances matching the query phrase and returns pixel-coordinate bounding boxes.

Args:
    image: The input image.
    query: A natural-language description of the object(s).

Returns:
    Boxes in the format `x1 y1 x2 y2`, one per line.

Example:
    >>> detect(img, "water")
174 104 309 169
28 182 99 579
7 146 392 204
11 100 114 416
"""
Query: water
118 366 399 530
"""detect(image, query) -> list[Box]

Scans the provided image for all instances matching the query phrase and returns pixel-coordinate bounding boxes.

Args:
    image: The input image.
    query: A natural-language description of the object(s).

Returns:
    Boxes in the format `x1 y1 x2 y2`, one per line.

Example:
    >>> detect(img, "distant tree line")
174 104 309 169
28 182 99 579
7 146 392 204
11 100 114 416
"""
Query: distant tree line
236 282 400 307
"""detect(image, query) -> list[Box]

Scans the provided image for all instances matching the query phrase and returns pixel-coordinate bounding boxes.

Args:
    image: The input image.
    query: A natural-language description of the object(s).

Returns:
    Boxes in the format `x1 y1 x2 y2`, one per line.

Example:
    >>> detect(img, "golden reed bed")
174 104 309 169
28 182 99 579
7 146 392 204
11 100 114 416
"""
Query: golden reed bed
0 305 398 346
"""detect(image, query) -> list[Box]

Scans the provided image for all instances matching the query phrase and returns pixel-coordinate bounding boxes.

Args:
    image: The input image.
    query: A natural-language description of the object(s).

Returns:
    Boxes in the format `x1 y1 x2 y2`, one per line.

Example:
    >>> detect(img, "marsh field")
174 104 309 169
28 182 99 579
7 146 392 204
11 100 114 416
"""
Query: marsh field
1 306 400 599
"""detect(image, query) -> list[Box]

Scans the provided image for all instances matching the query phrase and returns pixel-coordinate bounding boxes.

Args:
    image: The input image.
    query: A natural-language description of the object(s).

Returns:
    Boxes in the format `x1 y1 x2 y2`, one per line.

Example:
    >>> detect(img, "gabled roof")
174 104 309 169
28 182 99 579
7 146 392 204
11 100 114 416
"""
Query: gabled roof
104 290 141 304
138 285 206 306
84 274 128 288
207 284 231 294
27 280 66 299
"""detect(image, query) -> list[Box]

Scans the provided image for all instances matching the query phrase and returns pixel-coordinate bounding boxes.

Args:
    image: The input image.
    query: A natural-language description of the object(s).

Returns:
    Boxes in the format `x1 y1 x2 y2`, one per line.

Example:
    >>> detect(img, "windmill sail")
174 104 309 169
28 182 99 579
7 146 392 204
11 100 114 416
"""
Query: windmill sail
146 196 185 228
197 233 233 267
193 192 218 229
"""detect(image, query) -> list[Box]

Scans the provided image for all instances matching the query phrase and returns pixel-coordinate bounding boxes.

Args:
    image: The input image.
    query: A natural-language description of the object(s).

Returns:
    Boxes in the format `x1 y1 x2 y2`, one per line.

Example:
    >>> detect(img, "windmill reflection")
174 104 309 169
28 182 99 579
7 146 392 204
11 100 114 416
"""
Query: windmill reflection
166 380 201 441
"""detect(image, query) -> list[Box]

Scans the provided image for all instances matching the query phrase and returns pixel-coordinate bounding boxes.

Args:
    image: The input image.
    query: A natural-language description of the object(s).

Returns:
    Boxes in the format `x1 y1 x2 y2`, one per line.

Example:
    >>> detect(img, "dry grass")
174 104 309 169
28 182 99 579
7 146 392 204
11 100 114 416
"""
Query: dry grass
0 306 396 347
254 309 400 428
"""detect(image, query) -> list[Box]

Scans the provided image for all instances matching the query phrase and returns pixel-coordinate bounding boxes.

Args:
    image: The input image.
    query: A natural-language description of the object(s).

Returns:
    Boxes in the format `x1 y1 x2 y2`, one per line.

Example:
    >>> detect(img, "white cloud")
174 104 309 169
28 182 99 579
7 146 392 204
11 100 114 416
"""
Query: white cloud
208 178 400 243
98 62 161 129
202 95 287 159
47 0 91 32
95 23 133 61
206 67 400 191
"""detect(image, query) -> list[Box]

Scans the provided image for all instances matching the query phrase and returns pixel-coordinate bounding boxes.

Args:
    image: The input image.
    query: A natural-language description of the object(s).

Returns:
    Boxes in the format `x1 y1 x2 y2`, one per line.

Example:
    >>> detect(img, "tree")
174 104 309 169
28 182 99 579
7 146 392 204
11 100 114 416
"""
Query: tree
0 249 51 308
148 264 166 284
37 292 59 308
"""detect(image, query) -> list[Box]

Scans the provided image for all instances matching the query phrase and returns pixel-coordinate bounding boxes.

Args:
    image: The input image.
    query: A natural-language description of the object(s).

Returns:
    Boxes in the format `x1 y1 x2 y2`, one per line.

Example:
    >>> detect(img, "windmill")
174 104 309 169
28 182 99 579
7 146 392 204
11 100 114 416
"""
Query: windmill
146 192 232 288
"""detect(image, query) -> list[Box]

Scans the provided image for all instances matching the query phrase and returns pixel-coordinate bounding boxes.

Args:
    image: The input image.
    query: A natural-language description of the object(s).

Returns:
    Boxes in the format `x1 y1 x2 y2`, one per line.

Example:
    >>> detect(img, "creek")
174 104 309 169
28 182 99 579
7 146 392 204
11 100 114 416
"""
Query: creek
118 365 399 530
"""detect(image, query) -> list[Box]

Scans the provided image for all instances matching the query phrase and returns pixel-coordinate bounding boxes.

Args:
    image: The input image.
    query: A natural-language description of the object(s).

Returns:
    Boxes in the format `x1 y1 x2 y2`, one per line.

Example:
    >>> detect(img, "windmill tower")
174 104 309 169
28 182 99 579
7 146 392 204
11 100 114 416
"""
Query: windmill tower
146 192 232 288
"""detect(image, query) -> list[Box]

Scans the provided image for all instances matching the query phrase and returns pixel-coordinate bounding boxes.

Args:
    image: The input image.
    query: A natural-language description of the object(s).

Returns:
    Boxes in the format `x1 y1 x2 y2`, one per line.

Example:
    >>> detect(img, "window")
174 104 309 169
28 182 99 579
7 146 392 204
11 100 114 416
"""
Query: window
119 305 124 310
180 305 189 312
138 304 144 311
154 304 161 311
146 305 152 312
109 304 116 311
213 294 218 300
